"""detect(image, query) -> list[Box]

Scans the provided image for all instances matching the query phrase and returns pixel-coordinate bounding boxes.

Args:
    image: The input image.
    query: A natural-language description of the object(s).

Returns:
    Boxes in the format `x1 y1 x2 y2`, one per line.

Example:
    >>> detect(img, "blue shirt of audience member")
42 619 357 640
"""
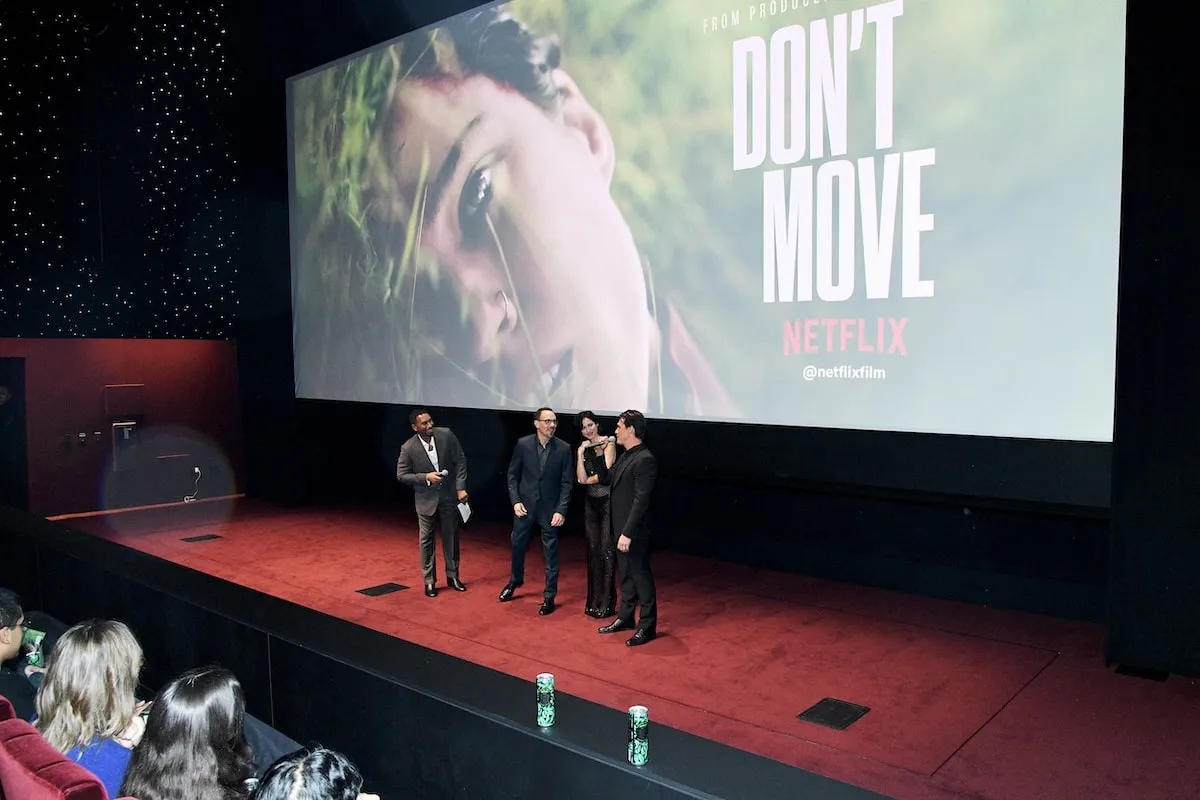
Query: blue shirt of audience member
64 737 132 799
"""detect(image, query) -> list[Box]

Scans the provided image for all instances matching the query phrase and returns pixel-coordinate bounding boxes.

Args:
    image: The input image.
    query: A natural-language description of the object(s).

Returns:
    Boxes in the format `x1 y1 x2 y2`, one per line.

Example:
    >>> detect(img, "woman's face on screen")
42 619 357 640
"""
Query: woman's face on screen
385 73 652 410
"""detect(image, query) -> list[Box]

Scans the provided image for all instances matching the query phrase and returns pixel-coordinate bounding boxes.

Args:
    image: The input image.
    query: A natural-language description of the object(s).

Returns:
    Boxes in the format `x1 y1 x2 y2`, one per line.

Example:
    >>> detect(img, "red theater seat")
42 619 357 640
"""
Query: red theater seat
0 717 118 800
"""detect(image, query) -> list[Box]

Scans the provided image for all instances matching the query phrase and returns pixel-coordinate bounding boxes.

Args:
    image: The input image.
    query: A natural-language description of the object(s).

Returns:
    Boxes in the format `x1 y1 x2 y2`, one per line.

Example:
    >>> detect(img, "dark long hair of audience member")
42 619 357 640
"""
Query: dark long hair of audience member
252 745 376 800
120 665 256 800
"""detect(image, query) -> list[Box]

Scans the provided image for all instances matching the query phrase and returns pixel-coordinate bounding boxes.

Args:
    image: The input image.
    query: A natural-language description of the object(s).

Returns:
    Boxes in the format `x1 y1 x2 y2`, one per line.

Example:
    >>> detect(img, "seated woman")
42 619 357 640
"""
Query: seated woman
119 665 257 800
251 745 379 800
33 619 148 798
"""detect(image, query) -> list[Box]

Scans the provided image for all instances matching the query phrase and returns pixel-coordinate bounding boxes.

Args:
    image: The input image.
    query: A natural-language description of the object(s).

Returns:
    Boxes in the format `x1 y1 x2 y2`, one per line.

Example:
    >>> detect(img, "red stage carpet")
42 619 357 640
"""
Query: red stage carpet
59 500 1200 800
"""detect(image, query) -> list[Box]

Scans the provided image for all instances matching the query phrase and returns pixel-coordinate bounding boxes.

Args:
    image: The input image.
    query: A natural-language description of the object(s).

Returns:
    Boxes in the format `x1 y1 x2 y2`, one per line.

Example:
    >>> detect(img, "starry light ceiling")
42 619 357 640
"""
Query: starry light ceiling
0 0 241 339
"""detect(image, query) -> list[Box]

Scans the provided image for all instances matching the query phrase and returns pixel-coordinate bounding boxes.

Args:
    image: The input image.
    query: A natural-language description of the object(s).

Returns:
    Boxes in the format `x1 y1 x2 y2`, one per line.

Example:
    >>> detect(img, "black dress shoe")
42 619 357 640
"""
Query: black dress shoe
424 584 437 598
626 629 656 647
498 582 521 602
598 618 634 634
539 599 556 616
448 577 467 592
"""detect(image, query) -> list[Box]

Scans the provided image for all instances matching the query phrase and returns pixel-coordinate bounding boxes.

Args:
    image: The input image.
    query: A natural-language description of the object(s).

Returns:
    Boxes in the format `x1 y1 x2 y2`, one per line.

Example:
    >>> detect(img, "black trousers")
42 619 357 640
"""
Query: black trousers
417 500 460 585
616 536 656 632
583 489 615 613
510 510 560 599
244 713 303 776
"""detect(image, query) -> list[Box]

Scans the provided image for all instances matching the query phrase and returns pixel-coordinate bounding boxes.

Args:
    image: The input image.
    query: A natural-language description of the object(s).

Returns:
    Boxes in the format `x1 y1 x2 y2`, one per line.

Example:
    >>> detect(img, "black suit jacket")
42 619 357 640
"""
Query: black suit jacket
609 443 657 541
396 428 467 515
507 434 573 518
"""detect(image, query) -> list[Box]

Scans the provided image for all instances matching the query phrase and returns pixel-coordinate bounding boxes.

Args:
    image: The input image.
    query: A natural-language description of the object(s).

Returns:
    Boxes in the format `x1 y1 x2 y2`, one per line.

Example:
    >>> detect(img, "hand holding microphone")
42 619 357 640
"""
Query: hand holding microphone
587 436 615 449
426 469 449 484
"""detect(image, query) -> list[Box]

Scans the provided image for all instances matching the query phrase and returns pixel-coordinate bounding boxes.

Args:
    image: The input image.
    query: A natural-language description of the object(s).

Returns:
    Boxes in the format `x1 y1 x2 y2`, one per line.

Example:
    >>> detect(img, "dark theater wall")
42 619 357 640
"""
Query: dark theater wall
0 339 243 516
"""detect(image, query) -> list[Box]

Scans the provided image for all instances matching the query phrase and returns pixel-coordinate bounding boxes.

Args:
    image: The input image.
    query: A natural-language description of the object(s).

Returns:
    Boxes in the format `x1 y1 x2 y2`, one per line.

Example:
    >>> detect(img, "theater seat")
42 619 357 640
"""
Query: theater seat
0 697 13 800
0 717 134 800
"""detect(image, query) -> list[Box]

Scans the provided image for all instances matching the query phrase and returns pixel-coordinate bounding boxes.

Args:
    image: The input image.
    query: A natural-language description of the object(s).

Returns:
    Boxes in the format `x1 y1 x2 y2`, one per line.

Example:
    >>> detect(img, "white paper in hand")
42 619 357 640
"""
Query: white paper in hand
458 502 472 523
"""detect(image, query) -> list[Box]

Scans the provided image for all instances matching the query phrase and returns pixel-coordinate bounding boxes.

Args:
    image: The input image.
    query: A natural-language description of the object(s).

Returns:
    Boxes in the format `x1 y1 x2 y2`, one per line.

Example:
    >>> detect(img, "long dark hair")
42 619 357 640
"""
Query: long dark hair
119 666 255 800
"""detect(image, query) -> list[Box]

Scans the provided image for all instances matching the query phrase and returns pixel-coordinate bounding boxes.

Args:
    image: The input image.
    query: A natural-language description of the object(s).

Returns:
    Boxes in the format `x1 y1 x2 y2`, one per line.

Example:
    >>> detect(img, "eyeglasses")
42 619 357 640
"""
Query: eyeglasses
537 418 557 425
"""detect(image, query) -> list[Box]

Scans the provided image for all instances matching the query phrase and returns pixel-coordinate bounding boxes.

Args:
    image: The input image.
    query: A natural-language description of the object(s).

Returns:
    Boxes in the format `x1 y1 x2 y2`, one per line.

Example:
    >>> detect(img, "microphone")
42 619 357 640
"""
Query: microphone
588 436 615 447
438 469 449 477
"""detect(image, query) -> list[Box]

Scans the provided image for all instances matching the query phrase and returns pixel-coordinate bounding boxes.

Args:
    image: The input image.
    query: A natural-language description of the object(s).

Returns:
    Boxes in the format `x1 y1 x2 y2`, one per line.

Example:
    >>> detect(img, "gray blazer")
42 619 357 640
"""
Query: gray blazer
396 427 467 515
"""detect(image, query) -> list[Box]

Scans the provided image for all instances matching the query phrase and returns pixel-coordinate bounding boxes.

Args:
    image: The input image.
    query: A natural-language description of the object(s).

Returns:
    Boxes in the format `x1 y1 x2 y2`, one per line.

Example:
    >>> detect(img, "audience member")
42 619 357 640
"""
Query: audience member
0 588 34 719
0 586 76 687
120 665 256 800
34 619 148 798
3 598 370 798
251 745 379 800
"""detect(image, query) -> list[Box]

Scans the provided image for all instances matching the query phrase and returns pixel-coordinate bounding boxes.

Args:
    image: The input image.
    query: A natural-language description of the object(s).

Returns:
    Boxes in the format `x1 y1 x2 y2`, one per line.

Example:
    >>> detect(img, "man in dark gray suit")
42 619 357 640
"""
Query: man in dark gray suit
499 407 573 615
396 408 469 597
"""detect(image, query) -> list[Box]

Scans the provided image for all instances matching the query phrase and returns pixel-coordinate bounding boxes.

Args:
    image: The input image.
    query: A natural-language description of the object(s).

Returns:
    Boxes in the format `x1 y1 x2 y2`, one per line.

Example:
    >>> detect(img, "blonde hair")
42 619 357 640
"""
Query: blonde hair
35 619 143 752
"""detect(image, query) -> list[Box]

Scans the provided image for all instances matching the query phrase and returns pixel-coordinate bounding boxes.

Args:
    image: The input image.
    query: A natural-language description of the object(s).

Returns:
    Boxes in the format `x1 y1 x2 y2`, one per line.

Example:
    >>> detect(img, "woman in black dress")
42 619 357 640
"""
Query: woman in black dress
575 411 617 618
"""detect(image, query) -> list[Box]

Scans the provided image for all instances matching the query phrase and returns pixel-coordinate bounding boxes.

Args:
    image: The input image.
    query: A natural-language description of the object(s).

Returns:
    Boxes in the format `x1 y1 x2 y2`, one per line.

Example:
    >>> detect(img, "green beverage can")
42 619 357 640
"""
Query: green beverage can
536 673 555 727
22 627 46 668
628 705 649 765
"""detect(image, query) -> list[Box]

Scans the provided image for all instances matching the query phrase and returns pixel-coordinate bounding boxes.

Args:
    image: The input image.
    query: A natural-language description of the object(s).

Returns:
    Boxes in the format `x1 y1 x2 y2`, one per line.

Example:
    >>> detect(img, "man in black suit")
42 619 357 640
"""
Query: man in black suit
396 409 469 597
499 407 573 615
599 409 658 646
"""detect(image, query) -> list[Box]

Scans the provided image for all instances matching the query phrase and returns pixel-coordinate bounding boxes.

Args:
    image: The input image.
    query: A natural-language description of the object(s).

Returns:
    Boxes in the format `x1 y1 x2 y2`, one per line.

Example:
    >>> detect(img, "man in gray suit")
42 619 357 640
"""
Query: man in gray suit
396 408 469 597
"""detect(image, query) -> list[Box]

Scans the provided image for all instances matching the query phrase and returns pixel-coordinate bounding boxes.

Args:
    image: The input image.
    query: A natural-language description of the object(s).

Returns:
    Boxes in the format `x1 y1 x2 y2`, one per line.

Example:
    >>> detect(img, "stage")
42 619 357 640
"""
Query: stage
39 498 1200 799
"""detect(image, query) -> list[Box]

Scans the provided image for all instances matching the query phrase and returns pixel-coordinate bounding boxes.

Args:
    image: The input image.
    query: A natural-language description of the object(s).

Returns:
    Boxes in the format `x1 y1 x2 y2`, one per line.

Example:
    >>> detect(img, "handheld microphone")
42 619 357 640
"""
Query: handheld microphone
438 469 449 477
588 436 615 447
